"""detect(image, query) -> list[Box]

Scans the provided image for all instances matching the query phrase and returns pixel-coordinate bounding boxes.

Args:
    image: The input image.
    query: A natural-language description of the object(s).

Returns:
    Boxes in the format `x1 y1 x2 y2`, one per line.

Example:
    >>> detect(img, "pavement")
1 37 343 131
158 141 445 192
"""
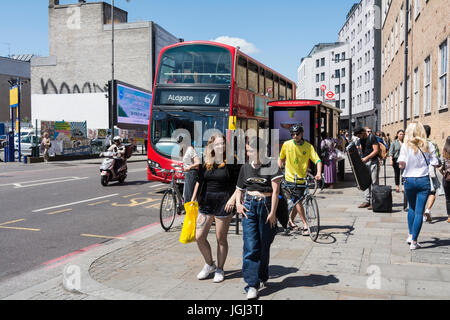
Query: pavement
0 161 449 301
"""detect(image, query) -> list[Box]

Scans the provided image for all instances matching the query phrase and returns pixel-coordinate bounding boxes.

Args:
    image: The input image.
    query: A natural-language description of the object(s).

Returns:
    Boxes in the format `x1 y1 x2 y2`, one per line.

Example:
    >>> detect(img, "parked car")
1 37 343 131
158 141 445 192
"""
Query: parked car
15 135 40 157
0 134 7 148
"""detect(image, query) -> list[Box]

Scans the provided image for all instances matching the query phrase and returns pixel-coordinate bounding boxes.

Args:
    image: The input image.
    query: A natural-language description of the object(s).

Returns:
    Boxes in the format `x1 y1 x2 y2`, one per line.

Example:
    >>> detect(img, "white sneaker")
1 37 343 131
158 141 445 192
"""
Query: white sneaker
424 212 432 222
247 287 258 300
410 242 421 250
406 235 412 244
213 269 224 283
197 263 217 280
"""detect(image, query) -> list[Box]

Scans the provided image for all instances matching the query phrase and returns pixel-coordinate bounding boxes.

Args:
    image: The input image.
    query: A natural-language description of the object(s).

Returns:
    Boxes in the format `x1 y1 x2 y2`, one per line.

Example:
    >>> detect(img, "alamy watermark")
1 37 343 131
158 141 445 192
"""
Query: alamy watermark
63 264 82 292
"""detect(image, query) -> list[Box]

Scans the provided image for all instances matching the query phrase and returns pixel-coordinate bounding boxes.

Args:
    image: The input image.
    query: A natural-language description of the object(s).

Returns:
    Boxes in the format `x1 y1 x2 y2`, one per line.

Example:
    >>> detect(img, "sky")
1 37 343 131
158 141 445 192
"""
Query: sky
0 0 359 82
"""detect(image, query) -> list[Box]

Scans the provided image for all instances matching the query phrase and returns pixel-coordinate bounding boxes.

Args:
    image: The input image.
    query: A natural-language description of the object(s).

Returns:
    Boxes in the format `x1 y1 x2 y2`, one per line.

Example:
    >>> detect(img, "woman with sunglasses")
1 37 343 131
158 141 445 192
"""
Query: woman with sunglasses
235 136 283 299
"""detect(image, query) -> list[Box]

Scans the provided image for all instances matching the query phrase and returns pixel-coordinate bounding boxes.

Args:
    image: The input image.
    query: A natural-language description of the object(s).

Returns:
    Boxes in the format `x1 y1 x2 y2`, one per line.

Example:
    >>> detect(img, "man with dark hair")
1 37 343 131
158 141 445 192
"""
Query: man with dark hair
423 125 441 222
354 126 380 209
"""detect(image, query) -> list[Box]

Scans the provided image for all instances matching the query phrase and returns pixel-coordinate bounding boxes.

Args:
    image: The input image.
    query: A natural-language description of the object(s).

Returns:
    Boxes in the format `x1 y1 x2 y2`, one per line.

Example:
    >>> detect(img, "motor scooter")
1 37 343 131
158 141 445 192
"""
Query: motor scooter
99 144 133 186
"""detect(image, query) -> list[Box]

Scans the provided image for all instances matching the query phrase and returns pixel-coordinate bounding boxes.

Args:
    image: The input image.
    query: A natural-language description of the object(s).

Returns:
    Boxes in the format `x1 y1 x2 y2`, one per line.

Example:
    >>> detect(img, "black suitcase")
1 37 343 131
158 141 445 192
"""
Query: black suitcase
372 185 392 213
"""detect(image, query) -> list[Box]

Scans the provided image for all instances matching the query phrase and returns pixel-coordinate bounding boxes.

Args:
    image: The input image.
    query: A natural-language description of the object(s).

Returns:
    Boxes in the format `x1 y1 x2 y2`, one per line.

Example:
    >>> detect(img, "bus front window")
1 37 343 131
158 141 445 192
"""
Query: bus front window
151 110 228 159
157 45 232 85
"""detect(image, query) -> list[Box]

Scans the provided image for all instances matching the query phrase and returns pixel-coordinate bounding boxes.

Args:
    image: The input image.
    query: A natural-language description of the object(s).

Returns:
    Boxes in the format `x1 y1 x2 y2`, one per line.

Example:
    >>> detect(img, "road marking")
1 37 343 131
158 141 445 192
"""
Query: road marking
0 219 26 226
111 197 156 207
0 176 89 189
145 202 161 209
122 192 142 198
127 168 148 173
80 234 126 240
47 208 73 215
0 219 40 232
148 183 166 189
32 194 119 213
88 200 111 206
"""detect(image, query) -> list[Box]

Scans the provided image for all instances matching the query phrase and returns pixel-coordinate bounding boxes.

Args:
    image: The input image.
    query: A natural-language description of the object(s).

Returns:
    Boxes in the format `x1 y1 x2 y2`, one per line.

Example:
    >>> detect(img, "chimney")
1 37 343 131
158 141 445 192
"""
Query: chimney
49 0 59 8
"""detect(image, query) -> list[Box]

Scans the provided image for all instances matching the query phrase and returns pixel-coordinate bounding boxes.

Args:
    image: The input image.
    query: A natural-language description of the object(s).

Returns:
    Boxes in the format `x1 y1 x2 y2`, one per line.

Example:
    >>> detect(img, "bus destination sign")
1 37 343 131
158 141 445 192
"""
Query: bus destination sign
160 90 220 106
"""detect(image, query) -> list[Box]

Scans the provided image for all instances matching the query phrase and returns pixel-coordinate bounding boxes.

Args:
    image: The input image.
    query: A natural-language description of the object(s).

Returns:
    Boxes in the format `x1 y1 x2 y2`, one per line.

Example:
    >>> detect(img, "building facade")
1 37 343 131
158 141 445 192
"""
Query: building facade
0 56 32 125
31 0 180 130
381 0 449 147
297 42 350 127
338 0 382 131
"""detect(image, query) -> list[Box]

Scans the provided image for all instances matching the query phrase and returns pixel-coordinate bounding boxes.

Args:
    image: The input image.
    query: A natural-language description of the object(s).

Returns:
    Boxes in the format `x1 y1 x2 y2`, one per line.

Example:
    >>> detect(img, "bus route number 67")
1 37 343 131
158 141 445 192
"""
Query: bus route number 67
204 94 218 105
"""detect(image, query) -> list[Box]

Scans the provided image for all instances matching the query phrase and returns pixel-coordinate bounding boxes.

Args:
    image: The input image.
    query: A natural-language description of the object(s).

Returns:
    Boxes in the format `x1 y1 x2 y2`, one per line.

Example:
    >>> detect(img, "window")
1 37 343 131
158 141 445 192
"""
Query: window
316 74 320 82
265 71 273 98
415 0 420 19
274 76 279 99
439 40 448 108
321 58 325 66
247 61 258 93
341 68 346 77
259 68 265 95
321 72 325 81
399 82 404 121
279 78 286 100
342 52 346 60
400 5 404 44
287 83 293 100
394 87 398 122
316 59 320 68
407 76 411 119
157 44 232 85
316 88 320 97
335 85 340 94
414 67 420 116
335 69 340 78
342 84 346 93
341 99 345 109
335 53 340 62
237 56 247 89
424 56 431 113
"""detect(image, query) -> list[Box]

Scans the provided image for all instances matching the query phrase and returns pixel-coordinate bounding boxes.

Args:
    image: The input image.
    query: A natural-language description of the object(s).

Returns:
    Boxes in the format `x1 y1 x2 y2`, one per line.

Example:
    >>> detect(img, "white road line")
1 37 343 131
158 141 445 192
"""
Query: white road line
148 183 166 189
0 176 89 189
32 194 120 213
127 168 148 173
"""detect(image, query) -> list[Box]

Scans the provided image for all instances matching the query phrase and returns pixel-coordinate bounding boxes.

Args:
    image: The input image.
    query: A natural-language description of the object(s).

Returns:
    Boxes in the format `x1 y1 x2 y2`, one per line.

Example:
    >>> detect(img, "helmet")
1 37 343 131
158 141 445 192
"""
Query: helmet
289 124 304 135
113 136 122 143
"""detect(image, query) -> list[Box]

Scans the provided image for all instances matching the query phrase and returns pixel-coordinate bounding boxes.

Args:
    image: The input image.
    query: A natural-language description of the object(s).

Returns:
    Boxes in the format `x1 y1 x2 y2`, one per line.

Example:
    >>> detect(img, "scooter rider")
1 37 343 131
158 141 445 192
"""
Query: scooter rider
108 136 125 177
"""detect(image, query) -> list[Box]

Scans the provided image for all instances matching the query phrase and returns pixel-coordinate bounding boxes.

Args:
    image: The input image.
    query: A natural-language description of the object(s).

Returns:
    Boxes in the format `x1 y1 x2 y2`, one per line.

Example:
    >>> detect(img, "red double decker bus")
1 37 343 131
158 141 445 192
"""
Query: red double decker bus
147 41 296 181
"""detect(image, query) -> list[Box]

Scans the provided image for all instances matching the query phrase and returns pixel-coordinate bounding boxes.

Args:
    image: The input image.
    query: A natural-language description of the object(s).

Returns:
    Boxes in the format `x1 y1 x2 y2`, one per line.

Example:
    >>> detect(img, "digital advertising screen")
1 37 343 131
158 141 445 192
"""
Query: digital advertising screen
272 109 312 144
116 83 152 126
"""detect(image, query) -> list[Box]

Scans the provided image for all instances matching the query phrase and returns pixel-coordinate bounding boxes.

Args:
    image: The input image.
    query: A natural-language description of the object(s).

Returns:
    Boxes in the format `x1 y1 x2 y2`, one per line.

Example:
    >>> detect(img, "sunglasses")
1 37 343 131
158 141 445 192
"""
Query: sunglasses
291 133 302 137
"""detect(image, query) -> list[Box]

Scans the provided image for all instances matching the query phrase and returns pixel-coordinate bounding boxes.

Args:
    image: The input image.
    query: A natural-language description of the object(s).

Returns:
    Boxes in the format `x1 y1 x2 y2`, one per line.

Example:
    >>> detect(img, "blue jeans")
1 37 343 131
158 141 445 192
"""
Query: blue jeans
404 176 431 242
242 195 277 291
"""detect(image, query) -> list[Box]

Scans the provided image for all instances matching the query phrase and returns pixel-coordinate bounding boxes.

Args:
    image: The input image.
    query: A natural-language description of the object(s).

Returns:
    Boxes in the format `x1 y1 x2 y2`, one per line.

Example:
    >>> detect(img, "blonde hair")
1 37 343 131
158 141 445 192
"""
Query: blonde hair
404 121 429 154
203 134 226 171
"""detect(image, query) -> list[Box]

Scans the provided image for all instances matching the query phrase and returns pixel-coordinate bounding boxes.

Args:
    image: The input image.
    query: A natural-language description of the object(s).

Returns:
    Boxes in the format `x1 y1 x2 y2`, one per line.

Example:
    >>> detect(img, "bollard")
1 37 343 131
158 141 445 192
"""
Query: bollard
23 155 28 164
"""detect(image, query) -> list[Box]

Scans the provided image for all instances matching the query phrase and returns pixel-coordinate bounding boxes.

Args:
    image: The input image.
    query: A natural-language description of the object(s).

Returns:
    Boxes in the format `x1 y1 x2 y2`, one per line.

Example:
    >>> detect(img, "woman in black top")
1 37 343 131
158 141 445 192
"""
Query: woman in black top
235 136 283 300
190 134 240 283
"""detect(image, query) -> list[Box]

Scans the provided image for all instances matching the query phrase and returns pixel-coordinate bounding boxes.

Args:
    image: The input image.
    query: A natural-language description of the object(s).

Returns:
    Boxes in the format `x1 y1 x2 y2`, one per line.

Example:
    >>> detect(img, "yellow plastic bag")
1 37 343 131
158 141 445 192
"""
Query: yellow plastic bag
179 201 199 244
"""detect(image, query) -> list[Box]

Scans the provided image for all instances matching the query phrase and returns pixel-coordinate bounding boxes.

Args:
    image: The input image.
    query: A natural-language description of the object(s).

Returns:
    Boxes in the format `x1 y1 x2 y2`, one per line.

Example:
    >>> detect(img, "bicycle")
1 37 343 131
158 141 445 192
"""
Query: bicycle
158 164 185 232
281 172 320 242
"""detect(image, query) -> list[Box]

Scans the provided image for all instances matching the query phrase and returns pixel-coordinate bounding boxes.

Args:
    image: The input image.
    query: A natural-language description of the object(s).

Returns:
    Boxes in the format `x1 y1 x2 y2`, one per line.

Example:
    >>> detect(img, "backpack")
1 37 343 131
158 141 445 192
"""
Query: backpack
378 140 388 160
444 158 450 182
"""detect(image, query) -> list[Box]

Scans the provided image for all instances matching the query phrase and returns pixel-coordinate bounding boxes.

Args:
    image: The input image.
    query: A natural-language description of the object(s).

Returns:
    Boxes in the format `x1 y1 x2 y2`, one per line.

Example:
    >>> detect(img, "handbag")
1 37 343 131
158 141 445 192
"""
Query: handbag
418 147 440 191
179 201 199 244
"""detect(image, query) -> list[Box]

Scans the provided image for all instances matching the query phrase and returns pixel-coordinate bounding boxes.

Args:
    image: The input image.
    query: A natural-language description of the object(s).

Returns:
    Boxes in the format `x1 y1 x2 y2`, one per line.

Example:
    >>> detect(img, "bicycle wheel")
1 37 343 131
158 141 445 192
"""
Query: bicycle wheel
160 190 177 231
304 196 320 242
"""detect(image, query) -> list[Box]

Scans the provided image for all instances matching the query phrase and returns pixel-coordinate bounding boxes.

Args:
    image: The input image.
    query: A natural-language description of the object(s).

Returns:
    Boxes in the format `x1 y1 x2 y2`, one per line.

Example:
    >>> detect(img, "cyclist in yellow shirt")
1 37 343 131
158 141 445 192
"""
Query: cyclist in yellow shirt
278 124 322 235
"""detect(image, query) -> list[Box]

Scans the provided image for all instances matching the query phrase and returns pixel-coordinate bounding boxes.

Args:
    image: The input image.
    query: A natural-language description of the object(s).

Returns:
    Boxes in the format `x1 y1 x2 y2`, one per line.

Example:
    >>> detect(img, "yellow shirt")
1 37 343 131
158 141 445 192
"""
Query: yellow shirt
279 139 321 183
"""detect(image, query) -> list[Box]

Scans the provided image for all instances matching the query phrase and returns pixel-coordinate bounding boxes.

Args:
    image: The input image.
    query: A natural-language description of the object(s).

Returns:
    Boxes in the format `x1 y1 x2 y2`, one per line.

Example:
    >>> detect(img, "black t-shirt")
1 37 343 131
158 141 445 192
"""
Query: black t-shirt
236 163 283 193
361 133 379 159
197 164 241 194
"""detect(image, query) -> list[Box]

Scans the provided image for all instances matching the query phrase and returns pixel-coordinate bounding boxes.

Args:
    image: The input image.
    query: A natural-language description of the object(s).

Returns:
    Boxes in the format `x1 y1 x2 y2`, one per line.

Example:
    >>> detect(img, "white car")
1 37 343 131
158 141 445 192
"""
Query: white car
15 135 40 157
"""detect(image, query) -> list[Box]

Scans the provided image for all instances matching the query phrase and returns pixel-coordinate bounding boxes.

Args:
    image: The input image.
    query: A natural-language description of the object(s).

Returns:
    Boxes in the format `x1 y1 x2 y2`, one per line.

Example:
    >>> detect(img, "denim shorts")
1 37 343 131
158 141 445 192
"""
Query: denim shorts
199 191 232 218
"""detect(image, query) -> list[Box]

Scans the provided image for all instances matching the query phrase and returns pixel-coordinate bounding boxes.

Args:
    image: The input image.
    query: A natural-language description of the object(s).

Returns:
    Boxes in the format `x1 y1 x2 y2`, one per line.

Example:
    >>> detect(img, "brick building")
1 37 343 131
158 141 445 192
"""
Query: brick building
381 0 449 147
31 0 180 130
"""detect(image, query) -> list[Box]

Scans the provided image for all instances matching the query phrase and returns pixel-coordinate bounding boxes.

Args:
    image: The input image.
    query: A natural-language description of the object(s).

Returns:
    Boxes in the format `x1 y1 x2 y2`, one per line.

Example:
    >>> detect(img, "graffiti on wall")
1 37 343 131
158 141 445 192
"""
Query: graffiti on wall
40 78 108 95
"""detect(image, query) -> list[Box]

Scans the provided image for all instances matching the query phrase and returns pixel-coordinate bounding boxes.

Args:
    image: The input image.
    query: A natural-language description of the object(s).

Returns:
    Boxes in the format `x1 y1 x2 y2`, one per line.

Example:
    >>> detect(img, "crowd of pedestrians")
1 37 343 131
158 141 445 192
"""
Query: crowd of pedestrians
175 120 449 300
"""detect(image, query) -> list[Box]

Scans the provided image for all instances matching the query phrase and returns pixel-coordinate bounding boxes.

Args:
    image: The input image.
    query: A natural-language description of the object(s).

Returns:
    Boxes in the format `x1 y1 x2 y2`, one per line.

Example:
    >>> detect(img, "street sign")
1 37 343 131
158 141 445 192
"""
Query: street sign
10 85 18 108
320 85 327 92
326 91 335 100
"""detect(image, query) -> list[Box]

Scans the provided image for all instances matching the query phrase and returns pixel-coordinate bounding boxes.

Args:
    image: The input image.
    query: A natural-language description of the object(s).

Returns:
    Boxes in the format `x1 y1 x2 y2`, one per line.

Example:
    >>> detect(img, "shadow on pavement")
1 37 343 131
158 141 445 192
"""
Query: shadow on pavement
259 273 339 297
